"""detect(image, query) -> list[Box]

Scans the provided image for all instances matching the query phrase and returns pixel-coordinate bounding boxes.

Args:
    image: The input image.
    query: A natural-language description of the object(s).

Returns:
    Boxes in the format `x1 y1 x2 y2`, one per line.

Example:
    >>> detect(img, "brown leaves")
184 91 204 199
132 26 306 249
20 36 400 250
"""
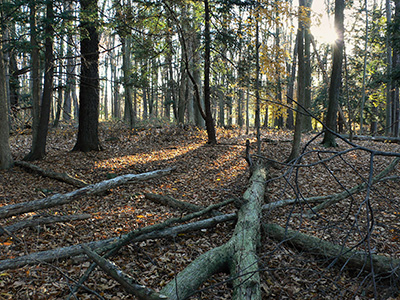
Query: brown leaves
1 125 400 298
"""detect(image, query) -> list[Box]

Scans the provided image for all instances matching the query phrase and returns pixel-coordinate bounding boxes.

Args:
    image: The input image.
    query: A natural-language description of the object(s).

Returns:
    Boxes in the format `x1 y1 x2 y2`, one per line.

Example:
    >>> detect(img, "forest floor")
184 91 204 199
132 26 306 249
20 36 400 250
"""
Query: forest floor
1 123 400 300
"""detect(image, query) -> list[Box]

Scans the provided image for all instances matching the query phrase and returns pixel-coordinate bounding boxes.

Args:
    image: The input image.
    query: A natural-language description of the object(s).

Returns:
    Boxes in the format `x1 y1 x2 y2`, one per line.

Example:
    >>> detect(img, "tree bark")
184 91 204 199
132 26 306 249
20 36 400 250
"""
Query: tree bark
204 0 217 145
322 0 345 147
82 245 167 300
0 167 175 219
0 214 91 235
0 5 13 169
0 210 236 271
288 16 305 162
161 163 268 300
14 161 88 187
73 0 102 152
264 223 400 278
24 0 54 161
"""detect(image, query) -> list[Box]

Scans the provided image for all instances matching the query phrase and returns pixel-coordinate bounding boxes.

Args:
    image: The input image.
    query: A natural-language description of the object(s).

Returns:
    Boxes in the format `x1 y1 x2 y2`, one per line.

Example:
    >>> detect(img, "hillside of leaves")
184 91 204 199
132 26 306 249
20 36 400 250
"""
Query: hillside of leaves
0 123 399 299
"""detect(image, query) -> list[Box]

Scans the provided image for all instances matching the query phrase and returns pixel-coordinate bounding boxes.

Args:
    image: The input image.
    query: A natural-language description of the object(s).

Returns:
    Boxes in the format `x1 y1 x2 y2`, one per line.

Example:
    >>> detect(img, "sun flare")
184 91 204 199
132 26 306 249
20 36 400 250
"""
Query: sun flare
312 24 339 45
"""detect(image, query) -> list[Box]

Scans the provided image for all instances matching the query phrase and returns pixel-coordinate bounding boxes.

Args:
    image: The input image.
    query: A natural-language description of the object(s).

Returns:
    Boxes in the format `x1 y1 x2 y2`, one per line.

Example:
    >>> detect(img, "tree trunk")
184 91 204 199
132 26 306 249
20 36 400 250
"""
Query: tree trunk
286 33 298 130
0 5 13 169
393 1 400 137
73 0 102 152
0 167 175 219
204 0 217 145
53 39 64 128
14 160 87 187
29 0 40 153
264 223 400 279
322 0 345 147
288 11 306 162
193 30 204 127
386 0 393 136
63 10 74 122
24 0 54 161
303 0 313 132
255 13 261 155
359 0 369 135
161 163 268 300
122 35 135 129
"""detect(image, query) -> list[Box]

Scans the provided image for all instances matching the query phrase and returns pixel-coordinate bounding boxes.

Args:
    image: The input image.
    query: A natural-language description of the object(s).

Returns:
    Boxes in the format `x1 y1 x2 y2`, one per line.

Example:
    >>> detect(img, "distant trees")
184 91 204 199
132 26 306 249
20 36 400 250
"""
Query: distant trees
1 0 400 159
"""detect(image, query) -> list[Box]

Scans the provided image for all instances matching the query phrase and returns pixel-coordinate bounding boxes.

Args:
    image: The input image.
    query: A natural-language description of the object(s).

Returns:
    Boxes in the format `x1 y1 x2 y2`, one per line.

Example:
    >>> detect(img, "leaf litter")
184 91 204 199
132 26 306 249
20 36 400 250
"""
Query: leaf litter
0 123 399 299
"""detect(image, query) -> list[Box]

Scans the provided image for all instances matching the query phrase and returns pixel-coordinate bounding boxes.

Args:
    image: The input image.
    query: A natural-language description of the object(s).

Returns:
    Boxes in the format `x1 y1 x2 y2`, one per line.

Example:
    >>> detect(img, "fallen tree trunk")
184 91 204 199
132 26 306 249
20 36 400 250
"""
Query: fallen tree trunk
0 211 236 271
14 161 88 187
160 162 269 300
0 214 91 235
82 245 167 300
0 167 176 219
144 193 204 212
264 223 400 278
340 134 400 144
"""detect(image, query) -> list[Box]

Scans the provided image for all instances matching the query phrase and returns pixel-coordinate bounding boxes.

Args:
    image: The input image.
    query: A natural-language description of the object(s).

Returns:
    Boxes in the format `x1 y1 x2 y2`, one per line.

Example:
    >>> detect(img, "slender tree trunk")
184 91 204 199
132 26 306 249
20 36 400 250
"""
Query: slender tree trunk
53 40 64 128
0 2 13 169
288 25 305 161
122 36 134 129
63 19 74 122
274 24 283 128
246 80 250 135
24 0 54 161
204 0 217 144
286 33 298 130
359 0 369 135
111 41 120 119
255 13 261 155
386 0 393 136
321 0 345 147
303 0 313 132
193 31 204 127
29 0 40 151
393 0 400 137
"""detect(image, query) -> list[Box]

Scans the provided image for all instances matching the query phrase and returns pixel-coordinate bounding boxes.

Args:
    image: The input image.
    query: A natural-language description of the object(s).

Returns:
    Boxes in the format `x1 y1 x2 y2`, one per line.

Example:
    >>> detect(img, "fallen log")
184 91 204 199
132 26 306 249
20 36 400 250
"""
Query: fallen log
0 214 91 235
160 162 269 300
0 211 236 271
82 245 167 300
14 161 88 187
340 134 400 144
144 193 203 212
264 223 400 278
0 167 176 219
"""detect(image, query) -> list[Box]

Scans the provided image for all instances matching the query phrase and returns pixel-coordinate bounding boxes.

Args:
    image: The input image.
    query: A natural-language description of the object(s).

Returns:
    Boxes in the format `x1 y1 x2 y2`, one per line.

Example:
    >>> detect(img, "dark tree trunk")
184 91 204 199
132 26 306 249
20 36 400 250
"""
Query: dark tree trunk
24 0 54 161
204 0 217 145
0 5 13 169
73 0 102 152
393 0 400 137
322 0 345 147
386 0 393 136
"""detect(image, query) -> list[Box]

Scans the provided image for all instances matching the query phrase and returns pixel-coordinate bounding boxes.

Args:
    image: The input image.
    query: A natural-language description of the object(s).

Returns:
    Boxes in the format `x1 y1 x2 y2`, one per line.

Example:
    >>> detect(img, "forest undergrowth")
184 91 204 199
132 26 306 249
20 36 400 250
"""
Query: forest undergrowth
0 123 399 299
